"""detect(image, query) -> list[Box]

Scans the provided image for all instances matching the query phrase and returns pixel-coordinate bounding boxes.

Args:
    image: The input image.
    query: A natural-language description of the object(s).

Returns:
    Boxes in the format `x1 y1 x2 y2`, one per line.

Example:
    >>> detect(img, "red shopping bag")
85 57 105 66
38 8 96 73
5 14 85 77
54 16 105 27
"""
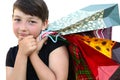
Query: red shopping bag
68 43 95 80
64 34 120 80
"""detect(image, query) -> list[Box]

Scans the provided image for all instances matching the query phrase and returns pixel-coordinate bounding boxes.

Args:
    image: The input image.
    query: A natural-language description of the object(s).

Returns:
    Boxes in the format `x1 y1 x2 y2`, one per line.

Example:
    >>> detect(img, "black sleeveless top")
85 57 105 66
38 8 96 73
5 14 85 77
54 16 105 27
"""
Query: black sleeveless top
6 38 69 80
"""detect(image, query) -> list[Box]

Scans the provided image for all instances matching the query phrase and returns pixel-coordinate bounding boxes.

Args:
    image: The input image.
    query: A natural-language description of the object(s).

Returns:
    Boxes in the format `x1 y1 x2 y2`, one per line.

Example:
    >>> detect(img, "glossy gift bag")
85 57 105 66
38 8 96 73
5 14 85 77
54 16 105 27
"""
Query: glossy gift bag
48 4 120 35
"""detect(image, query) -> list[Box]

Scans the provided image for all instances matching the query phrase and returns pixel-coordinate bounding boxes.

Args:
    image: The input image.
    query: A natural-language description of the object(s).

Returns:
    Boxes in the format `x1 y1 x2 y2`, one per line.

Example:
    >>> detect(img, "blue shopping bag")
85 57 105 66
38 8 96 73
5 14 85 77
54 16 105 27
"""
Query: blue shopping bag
48 4 120 35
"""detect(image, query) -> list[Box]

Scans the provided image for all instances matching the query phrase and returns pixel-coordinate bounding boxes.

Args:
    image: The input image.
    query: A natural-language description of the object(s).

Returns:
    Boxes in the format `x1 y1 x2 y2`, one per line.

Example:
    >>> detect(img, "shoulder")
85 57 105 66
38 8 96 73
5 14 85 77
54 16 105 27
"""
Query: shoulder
6 45 18 67
45 37 68 53
48 42 69 80
7 46 18 56
48 36 69 65
38 37 68 65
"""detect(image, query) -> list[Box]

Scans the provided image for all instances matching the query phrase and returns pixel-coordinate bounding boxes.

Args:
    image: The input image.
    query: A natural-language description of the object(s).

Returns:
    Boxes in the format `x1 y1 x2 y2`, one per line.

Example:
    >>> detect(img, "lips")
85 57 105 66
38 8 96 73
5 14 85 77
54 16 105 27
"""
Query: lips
18 32 29 37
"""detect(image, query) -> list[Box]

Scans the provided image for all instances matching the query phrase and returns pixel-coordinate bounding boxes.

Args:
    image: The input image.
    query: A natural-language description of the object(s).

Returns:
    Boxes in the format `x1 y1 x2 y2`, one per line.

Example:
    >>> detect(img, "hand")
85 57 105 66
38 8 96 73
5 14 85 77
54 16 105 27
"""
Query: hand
33 36 48 54
18 35 37 56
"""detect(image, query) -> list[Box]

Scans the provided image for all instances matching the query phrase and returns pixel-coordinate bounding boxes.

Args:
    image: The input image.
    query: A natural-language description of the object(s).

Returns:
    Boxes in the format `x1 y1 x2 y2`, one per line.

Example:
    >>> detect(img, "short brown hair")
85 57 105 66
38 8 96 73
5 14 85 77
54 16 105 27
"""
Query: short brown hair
13 0 49 22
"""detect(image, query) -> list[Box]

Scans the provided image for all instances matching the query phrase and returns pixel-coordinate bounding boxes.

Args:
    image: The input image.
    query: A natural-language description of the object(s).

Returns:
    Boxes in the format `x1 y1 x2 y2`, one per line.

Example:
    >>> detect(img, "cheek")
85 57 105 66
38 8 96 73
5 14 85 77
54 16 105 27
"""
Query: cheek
29 26 42 38
13 24 19 36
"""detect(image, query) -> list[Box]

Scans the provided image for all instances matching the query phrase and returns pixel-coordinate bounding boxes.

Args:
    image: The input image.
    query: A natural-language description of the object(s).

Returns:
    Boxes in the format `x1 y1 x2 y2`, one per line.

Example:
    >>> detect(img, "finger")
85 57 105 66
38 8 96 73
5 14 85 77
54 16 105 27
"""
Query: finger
40 37 48 43
36 34 43 42
26 35 34 39
18 36 24 42
38 37 48 47
36 36 40 42
18 35 33 41
31 40 37 46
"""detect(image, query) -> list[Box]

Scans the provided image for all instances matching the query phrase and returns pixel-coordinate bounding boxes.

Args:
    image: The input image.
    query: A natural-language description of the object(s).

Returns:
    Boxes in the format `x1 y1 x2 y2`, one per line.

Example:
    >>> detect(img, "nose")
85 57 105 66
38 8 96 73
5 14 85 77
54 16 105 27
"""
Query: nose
19 22 27 31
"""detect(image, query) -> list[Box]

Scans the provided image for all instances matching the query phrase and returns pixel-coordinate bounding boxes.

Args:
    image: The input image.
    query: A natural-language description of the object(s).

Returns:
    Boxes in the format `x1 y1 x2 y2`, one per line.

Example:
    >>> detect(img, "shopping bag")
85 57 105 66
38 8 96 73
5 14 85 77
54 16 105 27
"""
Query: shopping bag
70 33 120 63
48 4 120 35
79 27 112 39
68 42 95 80
112 42 120 64
66 27 112 80
72 34 116 58
77 27 120 64
64 34 120 80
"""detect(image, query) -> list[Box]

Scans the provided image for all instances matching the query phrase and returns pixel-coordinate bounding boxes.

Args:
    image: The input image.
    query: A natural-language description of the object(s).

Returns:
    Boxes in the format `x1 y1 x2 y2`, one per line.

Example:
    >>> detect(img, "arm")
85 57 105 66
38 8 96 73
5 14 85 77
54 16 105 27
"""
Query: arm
6 52 28 80
49 46 69 80
30 46 69 80
6 36 37 80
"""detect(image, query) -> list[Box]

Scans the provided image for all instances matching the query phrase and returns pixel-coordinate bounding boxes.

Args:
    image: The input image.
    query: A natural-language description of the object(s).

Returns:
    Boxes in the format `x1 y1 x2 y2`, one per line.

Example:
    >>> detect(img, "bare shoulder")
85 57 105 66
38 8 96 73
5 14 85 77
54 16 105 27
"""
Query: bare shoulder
49 46 69 79
49 45 69 59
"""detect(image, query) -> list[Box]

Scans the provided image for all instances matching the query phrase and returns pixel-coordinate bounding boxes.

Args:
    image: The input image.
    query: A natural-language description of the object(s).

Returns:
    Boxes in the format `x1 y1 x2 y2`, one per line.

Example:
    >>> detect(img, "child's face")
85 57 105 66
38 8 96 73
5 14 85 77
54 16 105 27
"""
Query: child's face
12 8 48 39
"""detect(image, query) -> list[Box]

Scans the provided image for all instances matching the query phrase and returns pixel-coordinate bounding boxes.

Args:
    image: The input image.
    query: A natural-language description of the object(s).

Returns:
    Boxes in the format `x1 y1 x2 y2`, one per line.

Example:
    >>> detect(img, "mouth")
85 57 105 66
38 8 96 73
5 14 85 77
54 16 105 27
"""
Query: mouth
18 32 29 37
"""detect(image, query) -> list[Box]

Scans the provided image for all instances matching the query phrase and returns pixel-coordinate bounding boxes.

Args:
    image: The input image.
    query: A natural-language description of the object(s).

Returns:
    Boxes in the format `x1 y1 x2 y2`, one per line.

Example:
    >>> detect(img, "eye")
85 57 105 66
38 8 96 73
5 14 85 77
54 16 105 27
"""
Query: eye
13 18 21 22
29 20 37 24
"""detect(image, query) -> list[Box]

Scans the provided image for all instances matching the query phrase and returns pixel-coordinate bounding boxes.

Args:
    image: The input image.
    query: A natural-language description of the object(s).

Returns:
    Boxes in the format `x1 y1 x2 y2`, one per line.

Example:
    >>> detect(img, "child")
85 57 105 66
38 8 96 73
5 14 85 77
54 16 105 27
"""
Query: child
6 0 73 80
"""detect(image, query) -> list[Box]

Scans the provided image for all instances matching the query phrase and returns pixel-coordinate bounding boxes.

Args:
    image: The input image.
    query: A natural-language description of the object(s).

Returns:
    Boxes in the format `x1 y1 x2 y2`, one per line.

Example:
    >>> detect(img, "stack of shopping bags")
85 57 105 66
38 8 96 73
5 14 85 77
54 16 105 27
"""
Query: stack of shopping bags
47 4 120 80
64 33 120 80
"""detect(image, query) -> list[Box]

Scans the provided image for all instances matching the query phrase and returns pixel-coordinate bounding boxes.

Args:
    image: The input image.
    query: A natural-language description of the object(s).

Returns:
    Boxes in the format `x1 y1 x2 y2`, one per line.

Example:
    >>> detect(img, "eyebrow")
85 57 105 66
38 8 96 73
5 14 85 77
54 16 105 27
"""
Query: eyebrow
12 14 17 17
12 15 39 20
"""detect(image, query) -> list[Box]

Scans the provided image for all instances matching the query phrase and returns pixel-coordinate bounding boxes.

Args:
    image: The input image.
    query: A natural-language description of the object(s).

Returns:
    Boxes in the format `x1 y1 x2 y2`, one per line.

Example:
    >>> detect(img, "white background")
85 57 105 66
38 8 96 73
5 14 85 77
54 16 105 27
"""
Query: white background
0 0 120 80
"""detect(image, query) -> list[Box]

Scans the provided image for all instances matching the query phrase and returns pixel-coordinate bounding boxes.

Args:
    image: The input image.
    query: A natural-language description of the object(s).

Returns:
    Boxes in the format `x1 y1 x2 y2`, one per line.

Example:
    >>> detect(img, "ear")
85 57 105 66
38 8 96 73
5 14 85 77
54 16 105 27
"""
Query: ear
42 19 49 30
